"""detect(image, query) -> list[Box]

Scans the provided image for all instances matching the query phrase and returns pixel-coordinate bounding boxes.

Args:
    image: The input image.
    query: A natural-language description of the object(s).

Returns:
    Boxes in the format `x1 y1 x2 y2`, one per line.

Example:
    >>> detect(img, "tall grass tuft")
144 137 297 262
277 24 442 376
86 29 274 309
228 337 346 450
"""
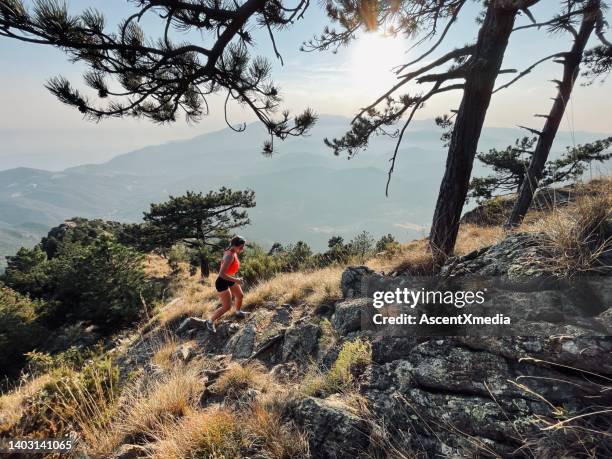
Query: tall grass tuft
302 338 372 397
523 193 612 277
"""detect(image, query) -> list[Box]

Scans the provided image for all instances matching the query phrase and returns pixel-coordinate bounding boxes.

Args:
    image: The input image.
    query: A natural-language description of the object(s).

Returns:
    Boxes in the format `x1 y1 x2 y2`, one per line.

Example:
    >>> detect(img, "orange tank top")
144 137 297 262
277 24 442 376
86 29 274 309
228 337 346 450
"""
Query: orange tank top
223 251 240 275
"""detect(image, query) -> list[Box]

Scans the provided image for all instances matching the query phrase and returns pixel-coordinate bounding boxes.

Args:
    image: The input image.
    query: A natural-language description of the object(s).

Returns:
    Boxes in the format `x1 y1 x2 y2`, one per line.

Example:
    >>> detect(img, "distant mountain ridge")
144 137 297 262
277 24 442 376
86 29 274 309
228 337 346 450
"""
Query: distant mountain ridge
1 115 610 267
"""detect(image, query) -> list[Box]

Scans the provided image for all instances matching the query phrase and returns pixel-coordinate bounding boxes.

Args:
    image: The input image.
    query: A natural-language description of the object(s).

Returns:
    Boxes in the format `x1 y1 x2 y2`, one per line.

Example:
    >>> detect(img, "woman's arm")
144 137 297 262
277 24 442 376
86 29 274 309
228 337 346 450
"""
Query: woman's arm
219 253 240 283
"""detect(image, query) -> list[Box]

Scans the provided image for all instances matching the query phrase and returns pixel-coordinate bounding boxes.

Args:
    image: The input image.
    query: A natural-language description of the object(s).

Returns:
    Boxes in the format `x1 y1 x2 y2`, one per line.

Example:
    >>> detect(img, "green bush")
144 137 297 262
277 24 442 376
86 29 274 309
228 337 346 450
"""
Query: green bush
0 286 46 376
347 231 375 262
238 243 287 284
41 238 157 331
375 234 400 253
285 241 314 271
25 345 105 376
41 218 129 259
4 238 157 333
3 246 50 297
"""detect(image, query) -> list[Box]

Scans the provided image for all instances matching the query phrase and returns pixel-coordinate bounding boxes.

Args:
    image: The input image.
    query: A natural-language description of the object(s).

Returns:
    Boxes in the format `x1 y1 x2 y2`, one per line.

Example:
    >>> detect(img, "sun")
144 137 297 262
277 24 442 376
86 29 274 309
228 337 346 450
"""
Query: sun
349 32 408 94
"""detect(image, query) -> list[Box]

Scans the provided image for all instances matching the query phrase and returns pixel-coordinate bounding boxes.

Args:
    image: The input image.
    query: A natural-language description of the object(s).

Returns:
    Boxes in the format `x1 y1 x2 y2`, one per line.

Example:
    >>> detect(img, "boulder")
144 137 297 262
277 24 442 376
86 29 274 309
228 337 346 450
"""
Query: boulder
289 397 370 458
340 266 374 298
441 232 547 279
282 322 320 363
331 298 369 335
225 323 256 359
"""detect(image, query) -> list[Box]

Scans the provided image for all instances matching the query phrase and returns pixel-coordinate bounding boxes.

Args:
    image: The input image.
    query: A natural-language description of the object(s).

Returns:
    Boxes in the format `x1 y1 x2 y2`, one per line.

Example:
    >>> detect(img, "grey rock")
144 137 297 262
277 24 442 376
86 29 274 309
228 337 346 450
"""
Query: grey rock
371 336 420 363
282 322 320 362
271 305 292 325
289 397 370 458
174 342 198 363
331 298 368 335
341 266 374 298
113 444 148 459
225 323 256 359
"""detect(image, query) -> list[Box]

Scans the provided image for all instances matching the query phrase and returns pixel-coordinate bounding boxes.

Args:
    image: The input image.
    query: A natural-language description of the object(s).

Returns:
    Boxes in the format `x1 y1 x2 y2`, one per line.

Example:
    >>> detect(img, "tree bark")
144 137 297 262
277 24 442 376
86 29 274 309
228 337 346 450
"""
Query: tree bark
195 219 210 278
429 2 519 262
199 251 210 278
505 0 599 228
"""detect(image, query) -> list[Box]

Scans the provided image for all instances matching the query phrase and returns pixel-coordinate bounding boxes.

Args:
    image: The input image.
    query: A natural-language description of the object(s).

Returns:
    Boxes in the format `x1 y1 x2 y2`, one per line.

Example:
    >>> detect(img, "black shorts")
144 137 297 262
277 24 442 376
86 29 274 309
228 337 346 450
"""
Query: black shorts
215 276 235 292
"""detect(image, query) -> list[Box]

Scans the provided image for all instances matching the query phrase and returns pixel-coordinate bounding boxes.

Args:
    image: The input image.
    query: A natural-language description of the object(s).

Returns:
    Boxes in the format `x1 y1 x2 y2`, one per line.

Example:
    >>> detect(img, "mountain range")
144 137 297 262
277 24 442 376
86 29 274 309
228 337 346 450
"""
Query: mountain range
1 115 610 267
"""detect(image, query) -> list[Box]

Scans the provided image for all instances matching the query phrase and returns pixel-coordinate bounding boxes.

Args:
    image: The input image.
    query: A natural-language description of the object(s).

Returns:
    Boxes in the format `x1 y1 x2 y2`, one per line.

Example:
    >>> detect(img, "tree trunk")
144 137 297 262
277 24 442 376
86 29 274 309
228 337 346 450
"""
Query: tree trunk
199 252 210 278
429 2 518 262
505 0 599 228
195 219 210 278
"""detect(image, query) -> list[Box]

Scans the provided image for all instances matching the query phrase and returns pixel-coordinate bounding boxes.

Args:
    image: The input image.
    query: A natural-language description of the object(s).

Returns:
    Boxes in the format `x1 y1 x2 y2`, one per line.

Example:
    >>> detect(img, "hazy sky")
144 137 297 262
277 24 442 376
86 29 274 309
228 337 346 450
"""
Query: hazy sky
0 0 610 170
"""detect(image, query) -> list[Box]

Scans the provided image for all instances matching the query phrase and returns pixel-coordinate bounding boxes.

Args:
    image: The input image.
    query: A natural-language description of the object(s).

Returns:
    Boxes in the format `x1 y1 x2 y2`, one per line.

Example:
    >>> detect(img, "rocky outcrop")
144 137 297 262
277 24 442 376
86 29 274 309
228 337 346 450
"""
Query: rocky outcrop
460 187 574 226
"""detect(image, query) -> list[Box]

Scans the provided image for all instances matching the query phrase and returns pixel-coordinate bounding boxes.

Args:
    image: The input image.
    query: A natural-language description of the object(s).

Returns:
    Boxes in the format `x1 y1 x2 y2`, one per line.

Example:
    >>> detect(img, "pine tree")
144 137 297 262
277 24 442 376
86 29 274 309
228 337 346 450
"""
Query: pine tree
505 0 609 227
468 137 612 202
0 0 316 153
467 137 536 202
142 188 255 277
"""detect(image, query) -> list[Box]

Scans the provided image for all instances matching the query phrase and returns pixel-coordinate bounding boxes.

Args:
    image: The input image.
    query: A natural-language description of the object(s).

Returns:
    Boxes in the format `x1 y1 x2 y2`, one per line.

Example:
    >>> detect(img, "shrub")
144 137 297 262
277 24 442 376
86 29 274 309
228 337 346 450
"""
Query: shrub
285 241 314 271
375 234 400 253
347 231 375 262
41 218 128 259
25 345 105 376
238 243 287 285
5 238 157 333
2 247 49 297
166 244 190 274
0 286 45 376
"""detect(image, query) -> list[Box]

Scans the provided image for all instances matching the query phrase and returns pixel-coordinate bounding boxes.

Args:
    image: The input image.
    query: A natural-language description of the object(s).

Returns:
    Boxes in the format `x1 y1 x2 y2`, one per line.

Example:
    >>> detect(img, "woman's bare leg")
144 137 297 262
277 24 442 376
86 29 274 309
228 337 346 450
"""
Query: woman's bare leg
211 289 232 322
228 284 244 311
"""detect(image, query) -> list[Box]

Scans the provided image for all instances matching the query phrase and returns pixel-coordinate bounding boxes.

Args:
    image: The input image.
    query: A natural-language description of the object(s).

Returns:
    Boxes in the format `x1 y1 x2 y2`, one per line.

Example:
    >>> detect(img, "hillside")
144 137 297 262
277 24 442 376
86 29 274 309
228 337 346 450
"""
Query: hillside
2 116 610 267
1 179 610 458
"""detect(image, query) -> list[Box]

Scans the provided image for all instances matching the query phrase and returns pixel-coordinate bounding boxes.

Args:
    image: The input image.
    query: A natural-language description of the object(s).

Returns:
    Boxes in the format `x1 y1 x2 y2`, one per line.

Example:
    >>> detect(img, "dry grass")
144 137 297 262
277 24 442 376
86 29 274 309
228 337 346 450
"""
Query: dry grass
508 360 612 458
517 191 612 277
214 362 272 398
368 224 503 274
150 336 200 371
0 374 52 432
156 278 219 327
17 360 122 454
244 402 310 459
455 223 504 254
105 365 203 449
151 339 180 370
243 267 343 309
150 368 303 458
144 254 173 278
151 407 243 459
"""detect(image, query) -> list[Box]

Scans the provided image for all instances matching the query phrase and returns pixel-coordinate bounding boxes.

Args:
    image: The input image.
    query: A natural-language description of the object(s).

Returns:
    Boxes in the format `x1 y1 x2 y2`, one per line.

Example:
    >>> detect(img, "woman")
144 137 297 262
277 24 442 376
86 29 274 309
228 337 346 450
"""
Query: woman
204 236 248 332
